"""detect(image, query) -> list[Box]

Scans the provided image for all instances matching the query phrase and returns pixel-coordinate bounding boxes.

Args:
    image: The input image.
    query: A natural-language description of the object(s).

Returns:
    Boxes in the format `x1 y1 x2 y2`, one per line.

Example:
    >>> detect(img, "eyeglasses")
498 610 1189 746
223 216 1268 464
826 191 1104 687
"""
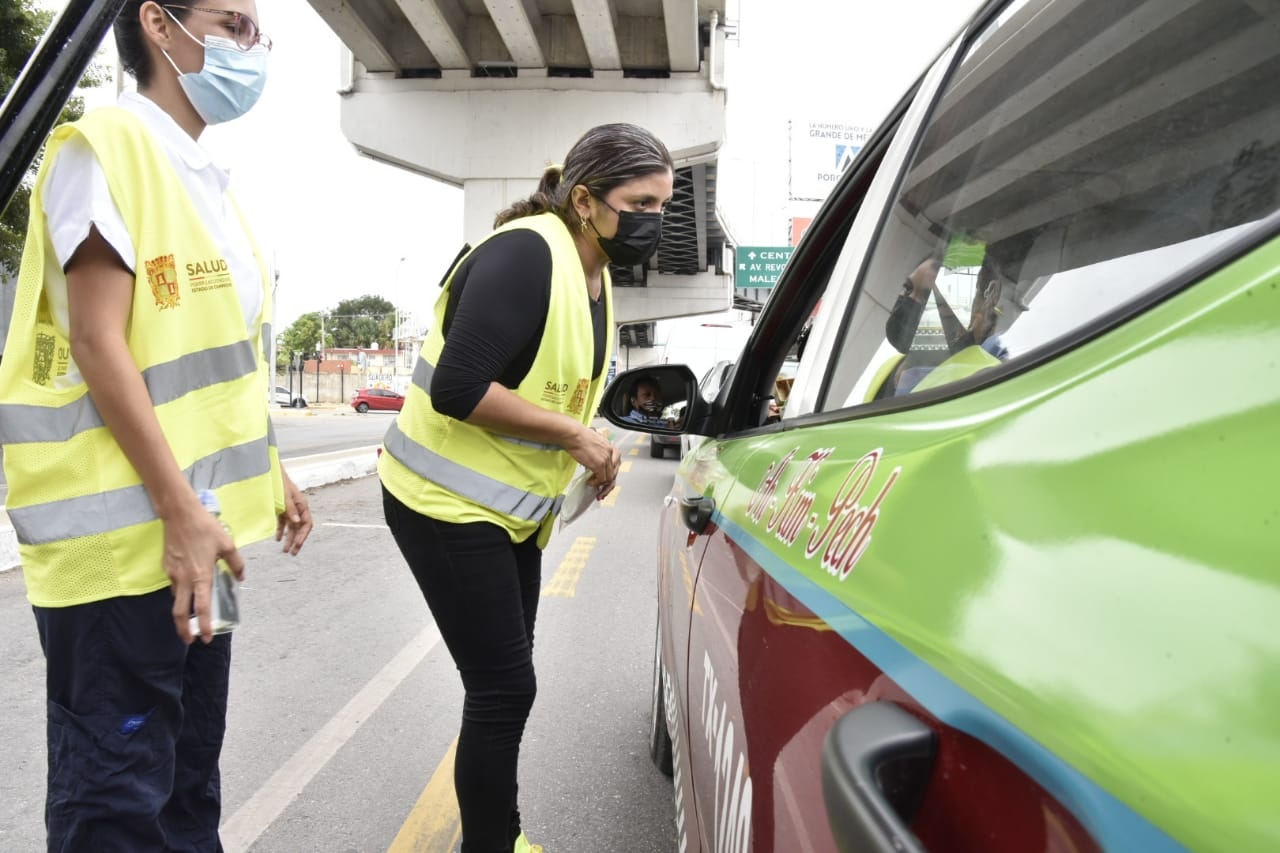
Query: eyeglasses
163 5 272 51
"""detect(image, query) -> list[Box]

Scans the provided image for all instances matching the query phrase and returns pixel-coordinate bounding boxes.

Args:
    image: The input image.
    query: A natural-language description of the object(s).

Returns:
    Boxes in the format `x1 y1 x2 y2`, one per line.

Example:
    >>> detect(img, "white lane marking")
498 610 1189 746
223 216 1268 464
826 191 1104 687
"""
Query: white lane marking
220 623 443 852
281 444 381 464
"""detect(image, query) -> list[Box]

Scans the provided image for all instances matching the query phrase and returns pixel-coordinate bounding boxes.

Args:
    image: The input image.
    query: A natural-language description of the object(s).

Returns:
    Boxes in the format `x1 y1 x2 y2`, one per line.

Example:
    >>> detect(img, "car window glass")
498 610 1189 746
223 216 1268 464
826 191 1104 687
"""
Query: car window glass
820 0 1280 412
762 42 966 422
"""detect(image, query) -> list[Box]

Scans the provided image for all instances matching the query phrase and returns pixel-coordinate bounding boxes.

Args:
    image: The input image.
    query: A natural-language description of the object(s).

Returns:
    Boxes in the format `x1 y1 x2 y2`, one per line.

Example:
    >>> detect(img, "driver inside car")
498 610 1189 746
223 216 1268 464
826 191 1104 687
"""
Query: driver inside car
881 241 1014 397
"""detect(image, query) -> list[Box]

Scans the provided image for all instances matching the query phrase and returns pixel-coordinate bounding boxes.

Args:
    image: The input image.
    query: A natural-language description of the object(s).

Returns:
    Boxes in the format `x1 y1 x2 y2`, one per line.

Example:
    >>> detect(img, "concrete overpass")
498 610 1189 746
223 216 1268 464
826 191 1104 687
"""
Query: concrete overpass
304 0 734 328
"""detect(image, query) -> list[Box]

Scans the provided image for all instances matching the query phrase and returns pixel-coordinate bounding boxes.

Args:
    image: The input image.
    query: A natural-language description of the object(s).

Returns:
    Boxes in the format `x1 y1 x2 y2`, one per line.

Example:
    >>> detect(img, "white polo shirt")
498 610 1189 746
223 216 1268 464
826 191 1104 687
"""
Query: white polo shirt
40 91 263 385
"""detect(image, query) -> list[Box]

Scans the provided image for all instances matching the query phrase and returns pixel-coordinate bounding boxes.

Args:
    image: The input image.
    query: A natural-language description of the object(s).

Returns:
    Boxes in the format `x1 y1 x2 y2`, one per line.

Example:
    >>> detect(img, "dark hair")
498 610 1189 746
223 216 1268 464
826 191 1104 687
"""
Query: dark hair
629 374 661 402
115 1 196 87
494 123 674 227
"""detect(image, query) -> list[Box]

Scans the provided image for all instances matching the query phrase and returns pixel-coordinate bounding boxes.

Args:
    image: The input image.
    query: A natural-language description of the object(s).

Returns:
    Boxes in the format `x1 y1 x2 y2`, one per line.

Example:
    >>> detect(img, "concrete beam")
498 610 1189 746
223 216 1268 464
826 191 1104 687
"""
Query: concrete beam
982 104 1280 246
921 19 1276 225
612 271 732 323
396 0 471 69
661 0 698 72
342 84 725 245
907 0 1199 194
1242 0 1280 14
308 0 398 72
462 178 538 249
942 0 1077 111
482 0 546 67
570 0 622 69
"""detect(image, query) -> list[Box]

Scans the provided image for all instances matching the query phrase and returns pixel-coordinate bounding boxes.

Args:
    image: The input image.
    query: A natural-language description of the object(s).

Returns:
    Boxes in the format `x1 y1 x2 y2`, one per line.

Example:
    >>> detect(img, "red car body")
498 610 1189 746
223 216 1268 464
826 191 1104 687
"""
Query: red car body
350 388 404 413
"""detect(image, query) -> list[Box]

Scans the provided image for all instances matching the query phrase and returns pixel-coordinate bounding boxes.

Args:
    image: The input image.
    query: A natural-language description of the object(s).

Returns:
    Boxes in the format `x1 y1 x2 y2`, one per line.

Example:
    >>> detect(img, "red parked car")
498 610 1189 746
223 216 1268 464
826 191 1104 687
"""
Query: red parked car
350 388 404 413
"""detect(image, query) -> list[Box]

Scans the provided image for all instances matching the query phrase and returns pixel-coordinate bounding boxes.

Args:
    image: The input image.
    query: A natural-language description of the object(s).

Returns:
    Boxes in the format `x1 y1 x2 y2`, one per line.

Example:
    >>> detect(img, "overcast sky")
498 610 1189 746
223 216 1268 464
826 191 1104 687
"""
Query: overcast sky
62 0 973 330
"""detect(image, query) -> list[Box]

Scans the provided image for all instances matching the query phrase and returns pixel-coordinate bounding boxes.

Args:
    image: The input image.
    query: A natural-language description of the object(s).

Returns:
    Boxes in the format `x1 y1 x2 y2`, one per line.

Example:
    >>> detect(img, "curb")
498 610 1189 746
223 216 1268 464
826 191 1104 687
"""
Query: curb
271 405 371 418
0 445 381 575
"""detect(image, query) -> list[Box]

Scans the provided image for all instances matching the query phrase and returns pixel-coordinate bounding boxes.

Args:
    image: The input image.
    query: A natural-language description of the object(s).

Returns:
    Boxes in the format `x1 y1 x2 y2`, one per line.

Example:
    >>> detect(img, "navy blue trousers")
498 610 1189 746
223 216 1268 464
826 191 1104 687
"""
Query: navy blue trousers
33 587 232 853
382 486 541 853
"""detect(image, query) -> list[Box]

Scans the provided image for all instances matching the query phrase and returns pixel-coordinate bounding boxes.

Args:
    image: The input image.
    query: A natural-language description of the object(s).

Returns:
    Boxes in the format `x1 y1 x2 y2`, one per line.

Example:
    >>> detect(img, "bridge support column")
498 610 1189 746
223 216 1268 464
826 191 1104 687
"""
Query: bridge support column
462 178 537 244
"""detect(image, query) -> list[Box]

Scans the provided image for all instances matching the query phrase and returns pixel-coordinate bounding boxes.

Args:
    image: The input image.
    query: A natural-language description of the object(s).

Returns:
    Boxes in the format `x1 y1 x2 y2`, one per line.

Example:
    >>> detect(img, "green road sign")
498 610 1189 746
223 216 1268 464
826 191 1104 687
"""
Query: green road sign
735 246 794 289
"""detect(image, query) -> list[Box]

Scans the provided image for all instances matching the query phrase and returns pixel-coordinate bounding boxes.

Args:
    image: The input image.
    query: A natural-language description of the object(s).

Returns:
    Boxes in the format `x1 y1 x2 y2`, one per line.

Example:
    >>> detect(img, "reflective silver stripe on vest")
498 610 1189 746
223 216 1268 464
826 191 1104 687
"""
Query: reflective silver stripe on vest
261 323 271 360
384 422 561 522
496 434 561 452
412 357 560 452
0 339 258 445
412 357 434 393
8 436 273 546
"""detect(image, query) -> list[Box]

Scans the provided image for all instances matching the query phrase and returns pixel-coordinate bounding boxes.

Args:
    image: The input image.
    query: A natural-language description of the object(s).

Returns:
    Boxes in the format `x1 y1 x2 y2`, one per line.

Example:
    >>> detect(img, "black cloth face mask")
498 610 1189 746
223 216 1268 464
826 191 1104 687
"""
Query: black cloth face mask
591 196 663 267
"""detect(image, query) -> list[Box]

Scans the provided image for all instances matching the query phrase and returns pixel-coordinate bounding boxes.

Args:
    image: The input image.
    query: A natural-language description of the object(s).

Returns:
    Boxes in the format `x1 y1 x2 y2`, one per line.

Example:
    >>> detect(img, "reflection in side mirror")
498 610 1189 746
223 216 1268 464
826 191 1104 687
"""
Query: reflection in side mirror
600 364 704 437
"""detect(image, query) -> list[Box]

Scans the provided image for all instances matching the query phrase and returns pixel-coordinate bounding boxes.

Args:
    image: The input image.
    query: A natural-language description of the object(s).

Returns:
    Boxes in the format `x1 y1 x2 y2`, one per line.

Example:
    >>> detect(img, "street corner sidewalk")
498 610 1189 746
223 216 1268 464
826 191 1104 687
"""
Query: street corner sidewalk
0 444 382 573
270 404 358 418
284 444 381 491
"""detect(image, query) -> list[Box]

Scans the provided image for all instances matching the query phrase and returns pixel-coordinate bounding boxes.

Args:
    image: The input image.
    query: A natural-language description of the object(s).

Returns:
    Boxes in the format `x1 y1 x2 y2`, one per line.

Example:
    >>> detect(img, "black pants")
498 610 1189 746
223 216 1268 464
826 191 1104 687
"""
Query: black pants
33 588 232 853
383 486 542 853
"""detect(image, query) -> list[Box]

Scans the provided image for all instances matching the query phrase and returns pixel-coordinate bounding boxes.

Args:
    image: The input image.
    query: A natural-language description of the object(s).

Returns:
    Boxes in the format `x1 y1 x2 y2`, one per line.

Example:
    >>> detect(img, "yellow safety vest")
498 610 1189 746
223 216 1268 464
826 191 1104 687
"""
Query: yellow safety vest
911 344 1001 393
379 213 612 547
0 107 284 607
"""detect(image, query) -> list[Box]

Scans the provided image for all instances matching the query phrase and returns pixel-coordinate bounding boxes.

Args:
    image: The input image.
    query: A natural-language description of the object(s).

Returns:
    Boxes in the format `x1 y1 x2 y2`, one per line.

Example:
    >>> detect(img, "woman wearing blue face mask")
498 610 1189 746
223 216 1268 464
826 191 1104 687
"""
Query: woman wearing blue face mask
0 2 312 848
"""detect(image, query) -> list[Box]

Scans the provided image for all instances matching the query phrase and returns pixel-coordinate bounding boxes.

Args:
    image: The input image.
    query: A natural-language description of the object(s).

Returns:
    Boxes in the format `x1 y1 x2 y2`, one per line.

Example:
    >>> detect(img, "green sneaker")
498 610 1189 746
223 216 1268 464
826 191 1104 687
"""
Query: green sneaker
513 831 543 853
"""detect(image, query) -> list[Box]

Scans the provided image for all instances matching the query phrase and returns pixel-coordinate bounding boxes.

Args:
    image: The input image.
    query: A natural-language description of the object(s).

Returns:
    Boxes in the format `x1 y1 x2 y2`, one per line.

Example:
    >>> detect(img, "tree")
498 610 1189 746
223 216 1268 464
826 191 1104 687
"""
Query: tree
276 312 322 371
327 295 397 349
0 0 108 275
275 297 408 370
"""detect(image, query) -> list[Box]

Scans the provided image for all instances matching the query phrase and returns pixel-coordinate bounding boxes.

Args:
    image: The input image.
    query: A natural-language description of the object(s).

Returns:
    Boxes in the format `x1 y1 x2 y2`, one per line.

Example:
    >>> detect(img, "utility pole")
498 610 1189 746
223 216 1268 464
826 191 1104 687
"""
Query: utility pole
394 256 407 391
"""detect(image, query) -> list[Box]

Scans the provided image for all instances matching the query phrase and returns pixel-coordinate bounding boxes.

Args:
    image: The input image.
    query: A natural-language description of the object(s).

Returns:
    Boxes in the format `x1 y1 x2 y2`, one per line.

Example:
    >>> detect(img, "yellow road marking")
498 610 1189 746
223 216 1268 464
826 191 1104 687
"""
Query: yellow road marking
386 737 460 853
542 537 597 597
628 447 639 456
620 461 633 473
634 434 646 446
601 485 620 507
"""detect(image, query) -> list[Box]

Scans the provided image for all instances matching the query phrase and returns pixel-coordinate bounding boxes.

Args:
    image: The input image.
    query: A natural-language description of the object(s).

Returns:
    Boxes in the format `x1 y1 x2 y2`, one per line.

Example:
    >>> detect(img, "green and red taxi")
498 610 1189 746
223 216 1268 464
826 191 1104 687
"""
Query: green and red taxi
601 0 1280 850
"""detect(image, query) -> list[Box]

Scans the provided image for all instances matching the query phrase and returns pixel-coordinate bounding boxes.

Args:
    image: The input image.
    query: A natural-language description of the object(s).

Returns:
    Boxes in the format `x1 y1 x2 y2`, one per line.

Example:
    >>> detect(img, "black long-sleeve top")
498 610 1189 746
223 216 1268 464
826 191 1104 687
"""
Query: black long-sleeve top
885 286 973 354
885 291 926 354
430 229 607 420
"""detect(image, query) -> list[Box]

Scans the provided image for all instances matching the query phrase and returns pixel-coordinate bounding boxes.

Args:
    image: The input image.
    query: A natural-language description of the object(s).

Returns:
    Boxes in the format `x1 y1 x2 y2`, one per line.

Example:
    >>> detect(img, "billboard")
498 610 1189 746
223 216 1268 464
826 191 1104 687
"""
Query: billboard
790 217 813 246
789 120 874 201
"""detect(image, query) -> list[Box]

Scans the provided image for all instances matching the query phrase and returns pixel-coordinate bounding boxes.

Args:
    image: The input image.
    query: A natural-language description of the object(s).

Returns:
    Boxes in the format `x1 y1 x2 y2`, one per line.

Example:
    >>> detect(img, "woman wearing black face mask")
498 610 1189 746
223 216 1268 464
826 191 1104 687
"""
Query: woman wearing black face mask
379 123 673 853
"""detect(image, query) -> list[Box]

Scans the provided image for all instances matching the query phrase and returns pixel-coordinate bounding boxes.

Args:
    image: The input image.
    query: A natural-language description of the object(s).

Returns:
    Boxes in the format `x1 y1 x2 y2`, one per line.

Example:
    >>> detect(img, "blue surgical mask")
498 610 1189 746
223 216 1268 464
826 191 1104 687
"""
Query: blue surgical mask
162 12 268 125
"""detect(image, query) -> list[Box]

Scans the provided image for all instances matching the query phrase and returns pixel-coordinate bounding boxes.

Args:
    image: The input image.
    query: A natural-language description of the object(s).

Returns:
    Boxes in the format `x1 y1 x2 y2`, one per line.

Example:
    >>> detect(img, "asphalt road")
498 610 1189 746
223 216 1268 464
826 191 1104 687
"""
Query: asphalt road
0 430 681 852
270 407 396 458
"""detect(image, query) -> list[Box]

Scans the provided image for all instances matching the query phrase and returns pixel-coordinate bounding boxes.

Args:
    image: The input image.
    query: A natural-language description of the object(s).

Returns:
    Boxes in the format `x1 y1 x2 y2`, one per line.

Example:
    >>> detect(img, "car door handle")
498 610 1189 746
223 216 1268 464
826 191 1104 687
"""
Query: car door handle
678 495 715 534
822 701 937 853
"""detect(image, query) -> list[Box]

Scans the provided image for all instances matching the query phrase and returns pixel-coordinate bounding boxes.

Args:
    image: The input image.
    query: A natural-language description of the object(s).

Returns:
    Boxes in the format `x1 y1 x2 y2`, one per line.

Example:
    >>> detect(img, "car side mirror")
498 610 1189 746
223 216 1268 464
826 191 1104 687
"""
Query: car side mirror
600 365 706 436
